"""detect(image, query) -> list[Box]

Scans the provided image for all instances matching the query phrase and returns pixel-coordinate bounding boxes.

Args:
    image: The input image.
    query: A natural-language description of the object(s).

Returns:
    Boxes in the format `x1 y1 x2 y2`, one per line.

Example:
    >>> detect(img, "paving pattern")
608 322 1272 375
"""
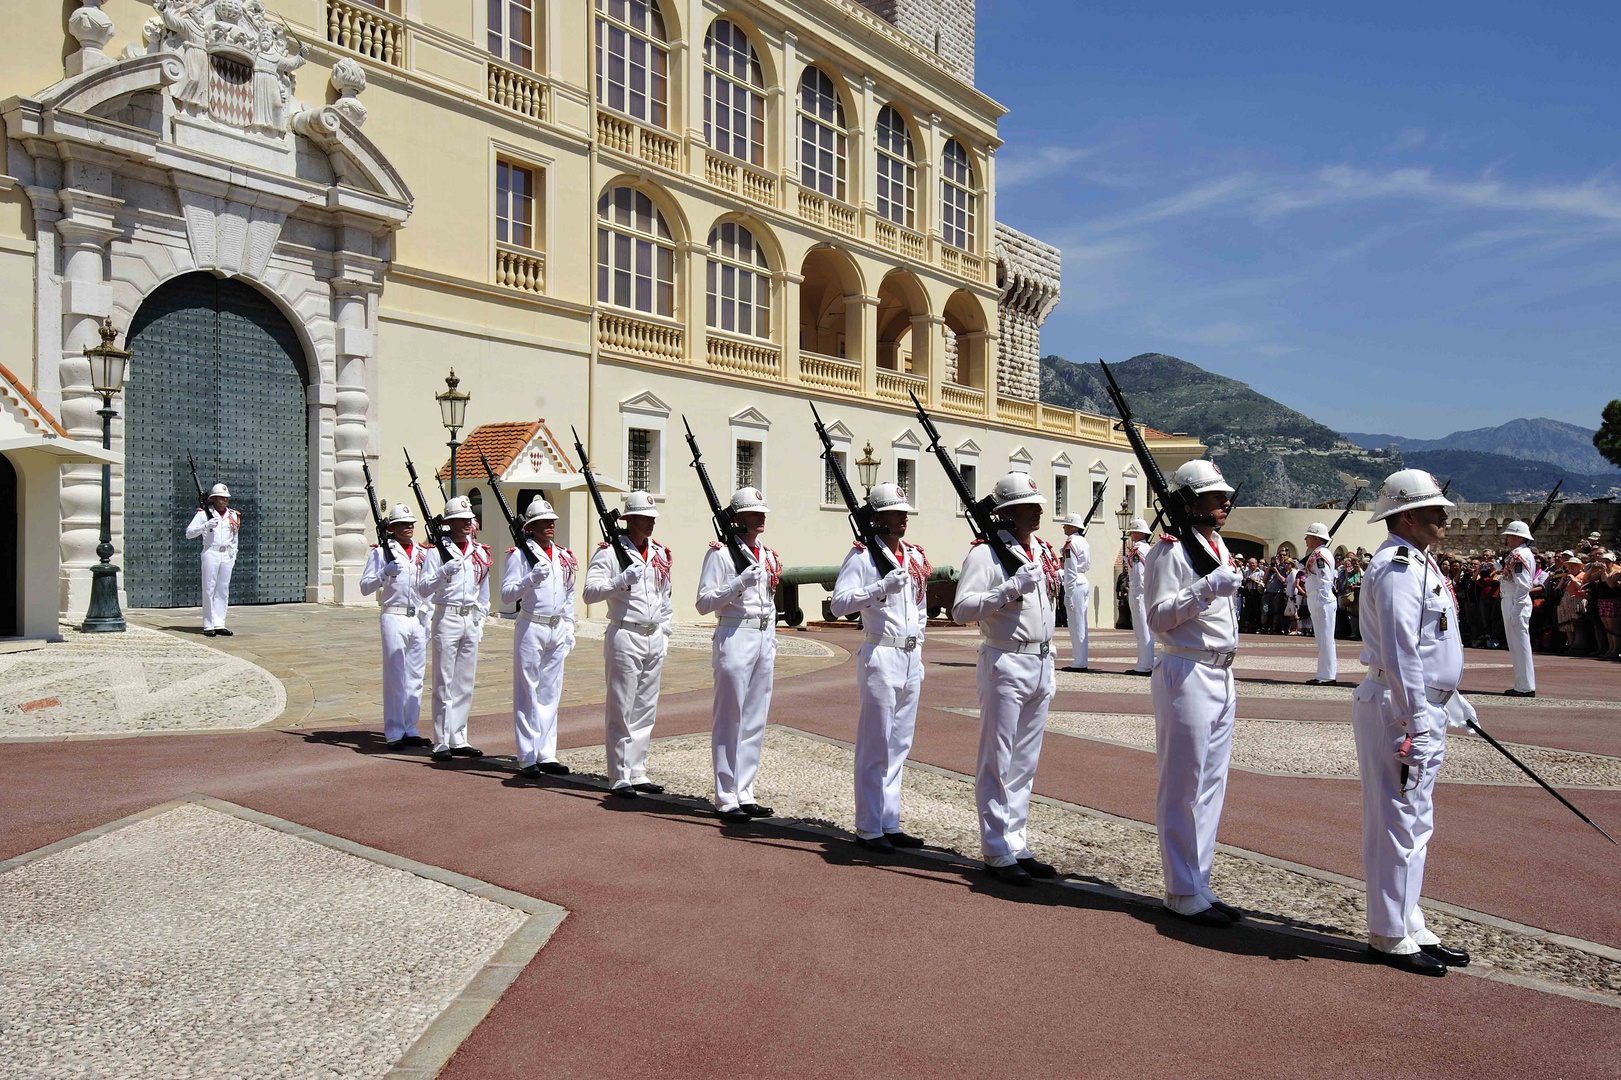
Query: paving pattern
1055 668 1621 709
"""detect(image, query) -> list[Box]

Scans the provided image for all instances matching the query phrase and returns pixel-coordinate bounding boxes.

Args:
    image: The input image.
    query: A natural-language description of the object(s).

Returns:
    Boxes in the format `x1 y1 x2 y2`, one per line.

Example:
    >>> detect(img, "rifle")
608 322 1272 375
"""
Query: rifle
571 426 631 571
1078 479 1108 536
683 417 751 574
1326 487 1362 539
360 457 394 565
1228 481 1243 510
436 473 449 504
480 451 534 567
811 402 898 575
403 449 452 561
1462 713 1615 845
1528 479 1564 538
1149 479 1237 537
1439 476 1452 498
186 451 214 519
1099 361 1219 576
908 392 1022 576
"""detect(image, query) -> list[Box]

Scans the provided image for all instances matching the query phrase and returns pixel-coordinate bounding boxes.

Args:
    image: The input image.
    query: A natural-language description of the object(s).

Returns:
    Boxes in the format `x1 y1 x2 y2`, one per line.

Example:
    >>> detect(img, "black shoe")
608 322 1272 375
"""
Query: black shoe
402 735 432 747
856 835 896 853
886 831 925 849
986 863 1034 886
1127 668 1152 677
1167 905 1232 928
740 802 774 818
1420 943 1470 967
1503 689 1536 698
203 629 217 637
1304 678 1325 686
537 761 570 775
449 746 484 758
608 785 639 799
1062 665 1089 673
1017 856 1058 879
518 764 543 779
1208 899 1242 922
718 807 752 824
383 739 406 751
431 749 453 762
631 782 665 794
1367 946 1446 977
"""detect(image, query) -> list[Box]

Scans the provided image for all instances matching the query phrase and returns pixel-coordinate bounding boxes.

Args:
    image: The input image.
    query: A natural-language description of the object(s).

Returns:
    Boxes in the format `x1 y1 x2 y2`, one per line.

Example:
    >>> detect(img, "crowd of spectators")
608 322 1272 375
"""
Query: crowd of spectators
1238 551 1368 639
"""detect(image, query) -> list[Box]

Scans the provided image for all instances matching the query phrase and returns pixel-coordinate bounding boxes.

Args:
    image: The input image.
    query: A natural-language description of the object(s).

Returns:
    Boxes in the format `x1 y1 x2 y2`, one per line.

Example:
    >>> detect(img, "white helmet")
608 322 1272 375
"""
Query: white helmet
1502 520 1533 542
386 502 416 525
991 471 1046 512
521 497 558 525
1368 469 1455 523
730 487 770 515
1128 517 1150 536
1170 458 1234 496
867 482 915 514
1058 511 1090 529
1305 522 1332 542
209 483 230 499
441 495 475 521
622 490 659 518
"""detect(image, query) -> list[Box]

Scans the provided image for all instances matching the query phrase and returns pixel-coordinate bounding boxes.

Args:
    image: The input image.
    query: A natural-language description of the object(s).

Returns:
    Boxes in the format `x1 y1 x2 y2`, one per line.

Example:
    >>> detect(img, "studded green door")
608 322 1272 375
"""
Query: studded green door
125 273 310 608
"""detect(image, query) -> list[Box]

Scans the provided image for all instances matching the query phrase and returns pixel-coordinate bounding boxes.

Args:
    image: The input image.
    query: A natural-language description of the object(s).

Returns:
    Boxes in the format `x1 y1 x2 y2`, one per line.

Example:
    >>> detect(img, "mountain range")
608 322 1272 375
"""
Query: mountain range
1341 419 1618 477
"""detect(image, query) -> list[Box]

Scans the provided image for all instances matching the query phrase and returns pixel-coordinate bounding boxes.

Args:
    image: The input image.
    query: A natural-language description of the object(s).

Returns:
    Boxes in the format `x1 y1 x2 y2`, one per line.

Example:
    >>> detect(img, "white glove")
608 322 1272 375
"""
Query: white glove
384 550 404 576
1195 566 1243 602
1012 562 1044 595
879 568 908 597
525 555 552 584
734 564 766 593
615 563 645 590
1444 692 1478 733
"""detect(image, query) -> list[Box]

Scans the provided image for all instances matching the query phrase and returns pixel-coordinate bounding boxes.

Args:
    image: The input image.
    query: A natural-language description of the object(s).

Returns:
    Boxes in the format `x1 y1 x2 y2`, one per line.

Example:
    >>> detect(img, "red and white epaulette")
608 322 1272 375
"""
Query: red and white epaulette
506 547 518 555
851 540 867 551
969 538 986 547
708 540 725 551
597 541 611 549
1159 533 1177 543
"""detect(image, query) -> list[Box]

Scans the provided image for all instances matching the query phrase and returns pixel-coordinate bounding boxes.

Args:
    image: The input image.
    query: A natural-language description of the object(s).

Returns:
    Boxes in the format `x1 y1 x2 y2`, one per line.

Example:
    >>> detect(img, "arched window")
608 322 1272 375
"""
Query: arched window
940 138 977 252
704 20 765 167
875 105 915 229
595 0 669 128
707 221 771 339
597 186 675 317
797 67 847 201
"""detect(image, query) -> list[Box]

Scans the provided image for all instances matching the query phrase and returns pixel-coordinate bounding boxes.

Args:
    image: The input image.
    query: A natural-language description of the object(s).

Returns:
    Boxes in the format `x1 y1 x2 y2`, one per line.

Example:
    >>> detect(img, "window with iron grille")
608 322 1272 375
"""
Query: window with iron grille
822 451 847 505
497 160 536 248
627 428 652 491
735 439 759 491
488 0 534 68
704 20 765 166
595 0 669 127
895 457 915 505
875 106 916 229
1054 474 1068 517
797 67 847 201
957 462 976 514
941 138 977 252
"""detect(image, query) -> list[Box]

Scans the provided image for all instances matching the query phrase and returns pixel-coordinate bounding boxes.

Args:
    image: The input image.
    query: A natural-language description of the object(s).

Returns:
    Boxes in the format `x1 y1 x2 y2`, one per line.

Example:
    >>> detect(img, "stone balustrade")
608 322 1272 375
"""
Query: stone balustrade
494 244 545 293
326 0 404 67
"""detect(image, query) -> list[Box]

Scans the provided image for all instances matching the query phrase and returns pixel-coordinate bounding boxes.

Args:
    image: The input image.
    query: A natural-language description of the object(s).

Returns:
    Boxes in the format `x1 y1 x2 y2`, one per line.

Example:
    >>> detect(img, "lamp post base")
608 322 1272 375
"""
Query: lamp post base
80 563 126 633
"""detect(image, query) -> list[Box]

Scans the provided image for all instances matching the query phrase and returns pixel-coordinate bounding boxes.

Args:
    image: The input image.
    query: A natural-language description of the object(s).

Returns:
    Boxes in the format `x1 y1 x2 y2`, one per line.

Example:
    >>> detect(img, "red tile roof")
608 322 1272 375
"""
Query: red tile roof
0 361 70 438
438 420 577 482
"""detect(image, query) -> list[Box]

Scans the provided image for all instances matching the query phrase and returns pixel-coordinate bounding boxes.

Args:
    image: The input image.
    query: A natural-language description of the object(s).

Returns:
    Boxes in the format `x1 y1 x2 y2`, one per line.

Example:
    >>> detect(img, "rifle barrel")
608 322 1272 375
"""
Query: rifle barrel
1466 718 1617 844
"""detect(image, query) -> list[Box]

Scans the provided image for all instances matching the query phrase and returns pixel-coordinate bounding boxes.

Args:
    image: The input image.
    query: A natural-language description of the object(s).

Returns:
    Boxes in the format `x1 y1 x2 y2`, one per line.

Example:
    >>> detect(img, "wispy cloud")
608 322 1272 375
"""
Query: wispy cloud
1254 165 1621 225
996 145 1096 188
1389 127 1428 152
1086 175 1254 232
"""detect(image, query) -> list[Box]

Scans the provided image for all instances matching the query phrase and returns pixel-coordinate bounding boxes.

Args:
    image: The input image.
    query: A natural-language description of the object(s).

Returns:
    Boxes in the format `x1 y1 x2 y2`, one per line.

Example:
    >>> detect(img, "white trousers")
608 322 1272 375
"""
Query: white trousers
200 549 234 630
1307 596 1338 681
513 620 572 766
1501 594 1535 692
1064 582 1090 668
1151 654 1235 896
712 625 775 811
853 642 924 839
975 646 1055 865
1352 686 1444 944
1129 589 1154 671
380 612 426 743
604 626 668 788
431 611 483 752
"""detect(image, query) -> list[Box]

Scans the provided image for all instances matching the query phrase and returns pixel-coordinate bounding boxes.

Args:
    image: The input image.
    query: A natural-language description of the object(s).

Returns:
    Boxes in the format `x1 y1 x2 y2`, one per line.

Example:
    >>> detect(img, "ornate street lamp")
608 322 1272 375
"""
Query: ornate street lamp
854 441 880 496
1114 496 1132 630
82 318 129 633
436 368 469 496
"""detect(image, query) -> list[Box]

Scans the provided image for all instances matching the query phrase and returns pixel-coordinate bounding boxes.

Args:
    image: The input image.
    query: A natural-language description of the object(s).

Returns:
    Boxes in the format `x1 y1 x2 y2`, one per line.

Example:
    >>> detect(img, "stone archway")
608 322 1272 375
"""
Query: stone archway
0 453 16 636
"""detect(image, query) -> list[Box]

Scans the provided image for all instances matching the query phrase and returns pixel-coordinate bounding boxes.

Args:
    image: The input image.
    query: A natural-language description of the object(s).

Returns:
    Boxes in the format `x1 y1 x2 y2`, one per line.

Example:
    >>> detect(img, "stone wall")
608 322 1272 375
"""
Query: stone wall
1439 501 1620 555
856 0 976 82
994 223 1061 402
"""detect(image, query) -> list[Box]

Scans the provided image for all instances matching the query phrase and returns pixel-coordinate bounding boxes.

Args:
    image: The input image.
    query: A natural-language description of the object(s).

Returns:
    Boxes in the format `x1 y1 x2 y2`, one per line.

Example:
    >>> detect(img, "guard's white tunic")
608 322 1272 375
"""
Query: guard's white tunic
1499 543 1537 693
696 540 781 812
583 537 674 789
952 532 1059 867
1144 531 1239 913
1354 533 1464 953
1128 539 1155 671
185 508 240 630
360 541 429 743
501 540 576 767
1061 533 1092 668
1303 544 1338 682
831 539 930 839
418 539 492 753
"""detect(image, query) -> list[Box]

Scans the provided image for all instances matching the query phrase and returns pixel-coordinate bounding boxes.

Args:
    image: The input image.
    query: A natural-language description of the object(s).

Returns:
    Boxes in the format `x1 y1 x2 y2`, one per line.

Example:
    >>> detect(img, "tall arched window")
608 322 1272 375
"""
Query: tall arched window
875 105 916 229
940 138 977 252
704 20 765 167
797 67 847 201
597 186 675 317
707 221 771 339
595 0 669 128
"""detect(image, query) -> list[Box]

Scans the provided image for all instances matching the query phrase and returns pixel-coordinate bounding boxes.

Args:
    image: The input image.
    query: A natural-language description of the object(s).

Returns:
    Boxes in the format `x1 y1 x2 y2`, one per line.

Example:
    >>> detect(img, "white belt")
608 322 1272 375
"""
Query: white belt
436 604 482 618
611 619 663 636
863 632 920 651
211 544 234 553
1161 644 1238 668
1366 667 1455 706
717 615 773 630
518 611 564 627
983 636 1051 657
380 605 418 618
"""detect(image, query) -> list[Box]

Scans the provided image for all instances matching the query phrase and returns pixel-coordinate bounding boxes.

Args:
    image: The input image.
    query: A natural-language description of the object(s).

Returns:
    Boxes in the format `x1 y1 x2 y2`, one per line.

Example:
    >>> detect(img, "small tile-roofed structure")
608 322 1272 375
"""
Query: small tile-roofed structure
438 420 577 485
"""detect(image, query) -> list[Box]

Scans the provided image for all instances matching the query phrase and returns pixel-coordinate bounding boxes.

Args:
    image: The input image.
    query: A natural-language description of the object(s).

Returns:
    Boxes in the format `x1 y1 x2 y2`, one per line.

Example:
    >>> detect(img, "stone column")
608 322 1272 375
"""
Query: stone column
778 270 802 382
684 239 707 368
844 293 877 396
780 32 799 205
913 312 944 406
330 278 376 604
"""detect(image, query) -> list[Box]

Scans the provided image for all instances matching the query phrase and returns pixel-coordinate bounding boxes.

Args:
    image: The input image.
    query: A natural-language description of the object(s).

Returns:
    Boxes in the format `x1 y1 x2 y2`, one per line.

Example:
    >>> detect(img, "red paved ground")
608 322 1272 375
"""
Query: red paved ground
2 628 1617 1077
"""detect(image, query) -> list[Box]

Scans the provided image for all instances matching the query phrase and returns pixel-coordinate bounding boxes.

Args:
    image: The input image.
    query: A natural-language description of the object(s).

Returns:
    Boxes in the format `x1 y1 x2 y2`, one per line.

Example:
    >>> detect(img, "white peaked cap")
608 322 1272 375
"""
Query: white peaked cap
622 490 659 518
441 495 475 521
1128 517 1150 535
1058 511 1090 528
209 483 230 498
867 482 915 513
386 502 416 525
1368 469 1455 523
730 487 770 514
521 497 558 524
1305 522 1332 541
1170 458 1234 495
991 471 1046 511
1502 520 1533 541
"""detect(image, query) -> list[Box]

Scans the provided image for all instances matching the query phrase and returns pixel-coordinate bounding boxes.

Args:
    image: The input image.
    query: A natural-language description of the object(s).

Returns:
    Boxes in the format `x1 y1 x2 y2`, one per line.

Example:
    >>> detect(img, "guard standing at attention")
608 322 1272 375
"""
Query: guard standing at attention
952 472 1062 887
1499 520 1538 698
1127 517 1154 674
360 504 432 750
1354 469 1475 976
186 482 240 637
418 495 490 762
501 497 577 778
1058 511 1092 672
1302 522 1339 685
583 490 674 798
830 482 931 853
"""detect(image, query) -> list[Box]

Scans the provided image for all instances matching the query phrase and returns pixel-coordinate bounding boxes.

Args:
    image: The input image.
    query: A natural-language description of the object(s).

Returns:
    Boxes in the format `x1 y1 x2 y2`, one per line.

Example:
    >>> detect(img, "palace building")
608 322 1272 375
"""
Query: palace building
1 0 1202 629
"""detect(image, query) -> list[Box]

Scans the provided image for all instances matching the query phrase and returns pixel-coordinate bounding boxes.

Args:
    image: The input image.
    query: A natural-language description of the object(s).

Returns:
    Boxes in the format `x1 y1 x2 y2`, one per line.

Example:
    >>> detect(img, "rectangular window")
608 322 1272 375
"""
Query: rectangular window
957 462 977 514
1092 479 1105 507
488 0 534 69
497 160 536 248
1054 475 1068 517
823 451 848 505
895 457 915 503
735 440 760 491
627 428 652 491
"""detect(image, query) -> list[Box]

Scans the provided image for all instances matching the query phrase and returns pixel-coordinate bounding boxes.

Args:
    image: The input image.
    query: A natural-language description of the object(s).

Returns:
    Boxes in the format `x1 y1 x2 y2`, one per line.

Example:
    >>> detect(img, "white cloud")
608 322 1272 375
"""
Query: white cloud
1390 127 1428 152
996 145 1096 188
1254 165 1621 226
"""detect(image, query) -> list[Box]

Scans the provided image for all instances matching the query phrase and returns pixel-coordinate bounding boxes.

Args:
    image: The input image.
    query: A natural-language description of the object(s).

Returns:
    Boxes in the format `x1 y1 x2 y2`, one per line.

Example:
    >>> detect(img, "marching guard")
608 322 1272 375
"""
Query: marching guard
695 487 781 824
1144 460 1242 926
830 482 931 852
952 472 1062 886
360 504 432 750
1302 522 1339 685
185 482 239 637
1058 511 1092 672
582 491 674 798
1354 469 1474 975
501 497 577 777
1499 520 1538 697
418 496 490 761
1127 517 1154 674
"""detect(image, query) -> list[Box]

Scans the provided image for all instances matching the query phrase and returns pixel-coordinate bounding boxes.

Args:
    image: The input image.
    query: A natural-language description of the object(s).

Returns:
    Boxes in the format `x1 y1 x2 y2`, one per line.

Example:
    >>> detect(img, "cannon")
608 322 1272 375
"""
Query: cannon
774 565 960 627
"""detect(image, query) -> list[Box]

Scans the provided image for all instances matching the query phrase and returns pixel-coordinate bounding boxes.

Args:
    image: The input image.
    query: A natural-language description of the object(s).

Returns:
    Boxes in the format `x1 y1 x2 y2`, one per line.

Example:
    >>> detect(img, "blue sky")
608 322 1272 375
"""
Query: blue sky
980 0 1621 439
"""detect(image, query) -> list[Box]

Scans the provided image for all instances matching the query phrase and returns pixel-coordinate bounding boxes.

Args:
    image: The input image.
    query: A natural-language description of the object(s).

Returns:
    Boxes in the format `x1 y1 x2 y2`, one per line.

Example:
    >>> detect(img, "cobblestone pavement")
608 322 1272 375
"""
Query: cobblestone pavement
1054 668 1621 709
0 626 283 740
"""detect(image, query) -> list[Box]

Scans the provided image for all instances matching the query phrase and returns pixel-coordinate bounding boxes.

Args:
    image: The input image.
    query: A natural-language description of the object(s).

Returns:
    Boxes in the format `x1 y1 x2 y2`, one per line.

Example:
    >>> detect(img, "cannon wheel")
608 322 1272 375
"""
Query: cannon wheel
785 605 804 627
821 599 835 622
928 604 943 620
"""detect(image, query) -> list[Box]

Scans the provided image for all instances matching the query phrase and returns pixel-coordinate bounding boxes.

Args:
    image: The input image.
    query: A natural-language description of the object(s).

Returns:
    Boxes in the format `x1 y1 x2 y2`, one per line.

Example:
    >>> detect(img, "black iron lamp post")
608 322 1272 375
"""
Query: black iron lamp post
81 318 130 633
854 441 880 497
1114 497 1132 631
436 369 469 497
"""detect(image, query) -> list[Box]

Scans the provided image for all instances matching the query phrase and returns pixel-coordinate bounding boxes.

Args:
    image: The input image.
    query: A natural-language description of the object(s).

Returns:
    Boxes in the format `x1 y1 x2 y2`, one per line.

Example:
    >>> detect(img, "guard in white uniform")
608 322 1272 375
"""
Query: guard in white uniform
1144 460 1242 927
418 496 491 761
1355 469 1475 976
500 498 577 777
830 483 931 853
583 490 674 798
952 472 1061 886
360 503 431 750
1499 520 1538 697
1058 511 1092 672
696 487 782 824
1302 522 1339 685
185 483 240 637
1127 518 1154 674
